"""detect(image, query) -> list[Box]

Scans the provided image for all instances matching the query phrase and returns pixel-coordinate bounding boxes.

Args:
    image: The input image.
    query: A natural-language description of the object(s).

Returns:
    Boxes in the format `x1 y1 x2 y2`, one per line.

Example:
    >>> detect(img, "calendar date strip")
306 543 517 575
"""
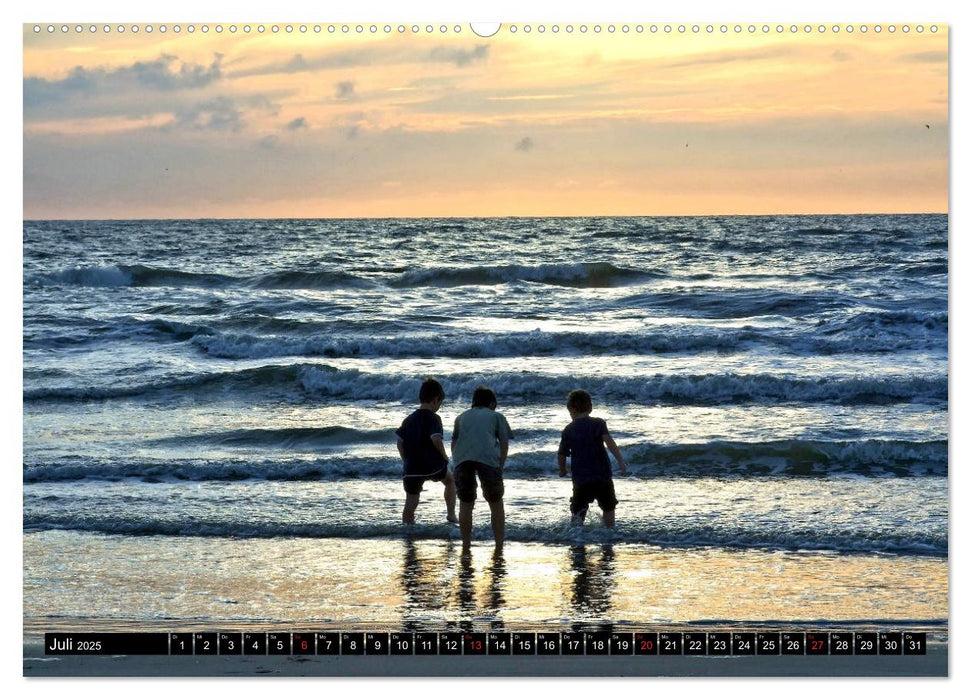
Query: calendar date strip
44 631 927 656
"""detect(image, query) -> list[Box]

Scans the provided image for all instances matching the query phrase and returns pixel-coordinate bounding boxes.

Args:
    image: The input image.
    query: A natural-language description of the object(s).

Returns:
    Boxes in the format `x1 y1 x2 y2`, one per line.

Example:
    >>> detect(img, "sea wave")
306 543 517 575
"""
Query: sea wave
23 363 336 401
24 306 948 358
188 314 946 360
21 512 945 557
23 363 948 407
150 426 394 449
620 438 947 476
31 261 653 291
36 264 234 288
22 456 375 483
621 288 858 318
187 327 759 360
31 264 370 290
389 262 649 288
23 437 946 484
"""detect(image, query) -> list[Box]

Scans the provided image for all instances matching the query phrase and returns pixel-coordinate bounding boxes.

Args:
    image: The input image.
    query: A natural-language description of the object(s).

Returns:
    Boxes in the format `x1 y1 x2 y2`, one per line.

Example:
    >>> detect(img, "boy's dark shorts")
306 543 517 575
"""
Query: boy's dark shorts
402 466 449 495
454 461 504 504
570 479 618 514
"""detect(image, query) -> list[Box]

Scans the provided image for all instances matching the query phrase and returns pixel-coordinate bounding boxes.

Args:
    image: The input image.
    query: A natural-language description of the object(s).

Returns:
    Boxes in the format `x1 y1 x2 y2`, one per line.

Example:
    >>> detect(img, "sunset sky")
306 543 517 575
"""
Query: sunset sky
22 23 948 218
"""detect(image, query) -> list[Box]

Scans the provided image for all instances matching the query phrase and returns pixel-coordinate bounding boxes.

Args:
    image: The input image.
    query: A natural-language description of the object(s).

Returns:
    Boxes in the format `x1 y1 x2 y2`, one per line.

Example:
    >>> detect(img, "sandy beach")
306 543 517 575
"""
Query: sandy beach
23 533 948 680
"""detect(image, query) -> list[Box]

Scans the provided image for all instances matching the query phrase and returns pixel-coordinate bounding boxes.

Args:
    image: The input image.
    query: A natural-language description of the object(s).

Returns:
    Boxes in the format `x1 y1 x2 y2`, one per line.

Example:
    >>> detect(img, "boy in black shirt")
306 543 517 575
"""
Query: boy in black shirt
396 377 458 525
557 389 628 527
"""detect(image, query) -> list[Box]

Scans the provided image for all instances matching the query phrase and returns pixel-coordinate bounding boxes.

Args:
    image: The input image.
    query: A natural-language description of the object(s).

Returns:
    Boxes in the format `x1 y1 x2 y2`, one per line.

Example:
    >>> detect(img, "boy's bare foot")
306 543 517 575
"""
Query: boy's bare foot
571 507 588 527
447 514 459 524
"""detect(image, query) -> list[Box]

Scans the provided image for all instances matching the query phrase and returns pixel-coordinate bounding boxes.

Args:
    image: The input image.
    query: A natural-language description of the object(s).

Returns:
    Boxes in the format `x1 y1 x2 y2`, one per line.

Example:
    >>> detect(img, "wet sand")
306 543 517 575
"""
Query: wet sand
23 535 949 633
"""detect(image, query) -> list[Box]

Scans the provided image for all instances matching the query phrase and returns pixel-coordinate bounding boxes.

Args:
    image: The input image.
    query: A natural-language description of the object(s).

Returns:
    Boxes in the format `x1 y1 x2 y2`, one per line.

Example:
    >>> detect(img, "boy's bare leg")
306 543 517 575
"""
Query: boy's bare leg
443 471 458 523
459 500 475 551
602 510 615 528
571 507 588 527
403 493 421 525
488 499 505 552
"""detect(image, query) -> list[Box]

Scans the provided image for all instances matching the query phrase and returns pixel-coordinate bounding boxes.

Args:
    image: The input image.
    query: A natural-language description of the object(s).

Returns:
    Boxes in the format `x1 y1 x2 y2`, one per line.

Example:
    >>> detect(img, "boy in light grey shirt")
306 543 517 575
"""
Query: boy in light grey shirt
451 386 513 554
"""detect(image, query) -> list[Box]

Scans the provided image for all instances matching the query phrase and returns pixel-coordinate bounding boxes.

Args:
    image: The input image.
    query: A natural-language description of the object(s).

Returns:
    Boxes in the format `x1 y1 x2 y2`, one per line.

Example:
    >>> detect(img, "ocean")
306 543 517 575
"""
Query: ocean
22 215 948 635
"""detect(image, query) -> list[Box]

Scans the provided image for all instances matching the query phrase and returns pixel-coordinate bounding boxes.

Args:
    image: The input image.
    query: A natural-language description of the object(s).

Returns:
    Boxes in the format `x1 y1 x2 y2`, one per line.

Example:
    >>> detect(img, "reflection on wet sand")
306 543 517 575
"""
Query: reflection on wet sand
383 537 945 633
400 538 508 632
455 551 508 632
569 544 616 625
399 536 459 631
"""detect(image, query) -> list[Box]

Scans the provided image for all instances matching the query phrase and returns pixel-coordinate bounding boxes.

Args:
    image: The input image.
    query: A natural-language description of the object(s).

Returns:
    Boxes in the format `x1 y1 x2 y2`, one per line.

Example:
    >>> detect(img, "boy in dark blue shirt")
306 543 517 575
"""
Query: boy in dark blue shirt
557 389 627 527
396 377 458 525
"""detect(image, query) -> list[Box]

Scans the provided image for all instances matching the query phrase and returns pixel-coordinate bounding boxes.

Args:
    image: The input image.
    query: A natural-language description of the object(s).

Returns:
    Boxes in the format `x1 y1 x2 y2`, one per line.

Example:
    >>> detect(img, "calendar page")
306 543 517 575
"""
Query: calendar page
21 14 949 679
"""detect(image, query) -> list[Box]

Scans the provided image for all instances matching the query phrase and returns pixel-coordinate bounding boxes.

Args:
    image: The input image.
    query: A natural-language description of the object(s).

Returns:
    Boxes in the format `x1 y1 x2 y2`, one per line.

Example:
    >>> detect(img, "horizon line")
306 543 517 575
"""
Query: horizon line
23 211 948 223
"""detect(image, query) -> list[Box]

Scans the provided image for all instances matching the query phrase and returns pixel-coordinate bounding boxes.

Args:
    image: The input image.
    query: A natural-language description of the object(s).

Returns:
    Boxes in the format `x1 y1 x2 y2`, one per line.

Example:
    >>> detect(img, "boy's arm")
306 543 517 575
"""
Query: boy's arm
603 434 627 476
431 434 449 463
397 439 405 462
496 414 511 469
557 428 569 476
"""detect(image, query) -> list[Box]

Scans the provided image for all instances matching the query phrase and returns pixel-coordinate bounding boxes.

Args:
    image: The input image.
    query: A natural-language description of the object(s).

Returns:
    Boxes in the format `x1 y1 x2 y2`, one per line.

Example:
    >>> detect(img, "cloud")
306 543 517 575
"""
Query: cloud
426 45 489 67
23 68 97 106
515 136 534 152
24 54 223 107
900 50 948 63
230 43 490 80
664 47 793 69
258 134 279 149
335 81 356 100
286 117 309 131
230 51 367 79
831 50 853 62
171 96 243 132
131 53 224 90
282 54 310 72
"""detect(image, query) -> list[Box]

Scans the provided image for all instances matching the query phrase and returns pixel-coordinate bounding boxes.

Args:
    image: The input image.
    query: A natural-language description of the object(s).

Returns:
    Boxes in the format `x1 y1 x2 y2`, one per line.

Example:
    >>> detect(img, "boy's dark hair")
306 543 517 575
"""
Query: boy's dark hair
567 389 593 414
419 377 445 403
471 385 497 408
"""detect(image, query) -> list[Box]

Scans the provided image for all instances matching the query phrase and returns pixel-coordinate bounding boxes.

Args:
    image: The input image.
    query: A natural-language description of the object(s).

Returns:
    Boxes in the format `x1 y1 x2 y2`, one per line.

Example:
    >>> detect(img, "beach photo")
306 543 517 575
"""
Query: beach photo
22 21 948 677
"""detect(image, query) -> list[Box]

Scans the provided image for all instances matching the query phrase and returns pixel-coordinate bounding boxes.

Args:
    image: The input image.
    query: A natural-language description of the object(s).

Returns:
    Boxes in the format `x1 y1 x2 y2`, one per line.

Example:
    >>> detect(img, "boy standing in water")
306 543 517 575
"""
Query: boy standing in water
452 386 513 554
396 377 458 525
558 389 627 527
